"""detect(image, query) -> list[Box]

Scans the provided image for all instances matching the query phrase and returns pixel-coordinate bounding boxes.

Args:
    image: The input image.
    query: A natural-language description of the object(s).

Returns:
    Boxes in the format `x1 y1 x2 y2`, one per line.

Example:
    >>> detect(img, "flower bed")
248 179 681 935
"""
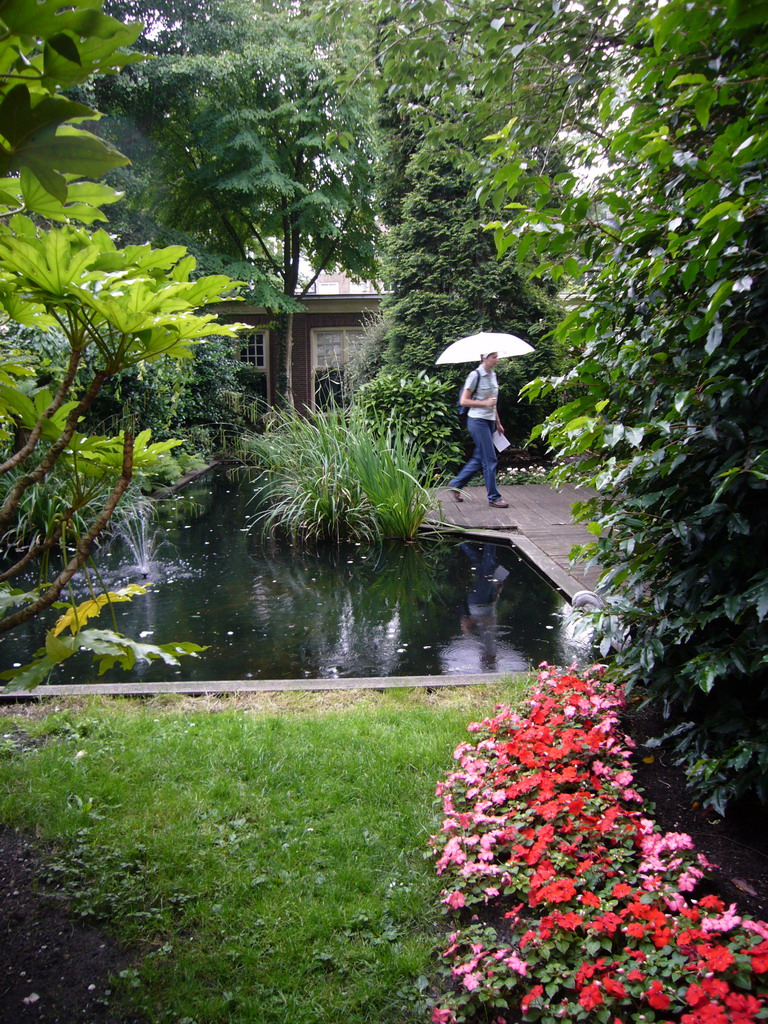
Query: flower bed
430 665 768 1023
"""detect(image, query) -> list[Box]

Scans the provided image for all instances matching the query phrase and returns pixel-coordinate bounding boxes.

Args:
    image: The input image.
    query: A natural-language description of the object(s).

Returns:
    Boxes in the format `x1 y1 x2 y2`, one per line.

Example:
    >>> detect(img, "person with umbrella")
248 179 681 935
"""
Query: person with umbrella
438 331 533 508
447 352 509 507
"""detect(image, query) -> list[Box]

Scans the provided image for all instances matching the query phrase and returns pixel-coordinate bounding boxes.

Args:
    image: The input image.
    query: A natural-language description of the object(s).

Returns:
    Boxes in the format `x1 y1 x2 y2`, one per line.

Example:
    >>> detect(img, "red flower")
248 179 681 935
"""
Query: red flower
681 1006 730 1024
612 882 634 899
725 991 765 1022
533 877 577 905
520 984 543 1013
580 891 601 908
698 895 725 912
695 942 735 972
627 969 645 982
624 922 646 938
699 977 729 1000
750 939 768 973
552 910 583 931
645 980 671 1010
603 977 629 998
591 911 623 935
579 982 603 1010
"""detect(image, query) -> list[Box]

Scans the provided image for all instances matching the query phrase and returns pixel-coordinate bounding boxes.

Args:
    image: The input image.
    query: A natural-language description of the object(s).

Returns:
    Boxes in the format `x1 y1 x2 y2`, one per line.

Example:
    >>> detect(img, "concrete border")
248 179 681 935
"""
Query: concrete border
1 673 507 701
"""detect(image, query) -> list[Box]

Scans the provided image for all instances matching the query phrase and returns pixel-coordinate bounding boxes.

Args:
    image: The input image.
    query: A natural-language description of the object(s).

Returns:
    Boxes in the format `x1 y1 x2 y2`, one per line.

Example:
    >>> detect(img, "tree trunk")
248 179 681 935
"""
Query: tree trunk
275 310 295 409
284 311 294 408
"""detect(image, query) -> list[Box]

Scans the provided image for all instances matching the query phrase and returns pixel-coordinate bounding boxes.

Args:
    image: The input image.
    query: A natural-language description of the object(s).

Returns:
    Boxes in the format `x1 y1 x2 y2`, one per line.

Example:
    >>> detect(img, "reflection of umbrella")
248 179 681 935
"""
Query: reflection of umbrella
435 331 534 364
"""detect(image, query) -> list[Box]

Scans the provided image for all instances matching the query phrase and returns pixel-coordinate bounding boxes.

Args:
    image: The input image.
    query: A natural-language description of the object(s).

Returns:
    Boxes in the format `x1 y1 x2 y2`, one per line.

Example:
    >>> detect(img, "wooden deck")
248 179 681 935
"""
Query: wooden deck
429 483 600 601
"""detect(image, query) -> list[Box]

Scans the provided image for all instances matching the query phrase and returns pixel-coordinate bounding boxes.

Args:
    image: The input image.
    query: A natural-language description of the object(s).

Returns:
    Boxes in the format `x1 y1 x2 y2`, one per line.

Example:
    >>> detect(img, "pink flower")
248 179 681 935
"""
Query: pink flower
701 903 742 933
462 972 482 992
443 890 465 910
743 919 768 939
503 951 528 976
431 1008 456 1024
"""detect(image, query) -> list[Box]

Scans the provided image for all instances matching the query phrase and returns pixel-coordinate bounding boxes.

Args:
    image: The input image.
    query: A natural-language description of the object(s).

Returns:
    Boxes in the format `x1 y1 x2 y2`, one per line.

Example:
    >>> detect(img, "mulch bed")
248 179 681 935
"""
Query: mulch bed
0 697 766 1024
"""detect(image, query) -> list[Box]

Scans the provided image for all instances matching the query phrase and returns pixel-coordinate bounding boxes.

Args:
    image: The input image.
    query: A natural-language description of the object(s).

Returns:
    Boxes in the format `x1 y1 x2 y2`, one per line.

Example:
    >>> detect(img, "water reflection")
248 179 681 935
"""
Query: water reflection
456 543 509 672
3 469 592 683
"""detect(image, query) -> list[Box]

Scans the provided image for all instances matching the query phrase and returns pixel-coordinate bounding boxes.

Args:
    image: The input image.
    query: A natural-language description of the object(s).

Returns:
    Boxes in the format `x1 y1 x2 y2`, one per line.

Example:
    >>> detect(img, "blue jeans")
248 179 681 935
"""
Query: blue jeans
449 418 501 503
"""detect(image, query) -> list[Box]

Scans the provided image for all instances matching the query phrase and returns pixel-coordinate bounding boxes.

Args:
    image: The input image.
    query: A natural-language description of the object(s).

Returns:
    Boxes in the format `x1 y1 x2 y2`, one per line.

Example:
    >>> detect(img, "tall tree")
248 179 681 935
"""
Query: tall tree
379 148 562 441
96 3 379 406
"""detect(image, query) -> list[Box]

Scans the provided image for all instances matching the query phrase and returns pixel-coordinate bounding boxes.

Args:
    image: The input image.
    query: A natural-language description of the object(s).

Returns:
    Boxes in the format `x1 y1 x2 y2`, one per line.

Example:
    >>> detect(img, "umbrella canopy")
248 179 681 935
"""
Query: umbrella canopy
435 331 534 364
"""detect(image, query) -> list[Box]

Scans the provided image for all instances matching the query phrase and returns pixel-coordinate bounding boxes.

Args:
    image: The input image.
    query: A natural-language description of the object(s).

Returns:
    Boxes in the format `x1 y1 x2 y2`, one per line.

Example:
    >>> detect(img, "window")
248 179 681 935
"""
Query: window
240 331 268 370
312 328 366 408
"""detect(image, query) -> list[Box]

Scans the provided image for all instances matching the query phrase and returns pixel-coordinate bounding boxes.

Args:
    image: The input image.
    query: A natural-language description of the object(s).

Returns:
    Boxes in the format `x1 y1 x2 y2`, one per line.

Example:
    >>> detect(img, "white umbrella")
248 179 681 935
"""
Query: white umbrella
435 331 534 364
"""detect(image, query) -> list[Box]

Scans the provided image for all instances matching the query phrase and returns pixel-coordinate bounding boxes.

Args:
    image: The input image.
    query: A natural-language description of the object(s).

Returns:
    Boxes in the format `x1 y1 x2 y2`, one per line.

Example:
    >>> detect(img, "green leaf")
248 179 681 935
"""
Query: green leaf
45 630 77 661
697 201 741 227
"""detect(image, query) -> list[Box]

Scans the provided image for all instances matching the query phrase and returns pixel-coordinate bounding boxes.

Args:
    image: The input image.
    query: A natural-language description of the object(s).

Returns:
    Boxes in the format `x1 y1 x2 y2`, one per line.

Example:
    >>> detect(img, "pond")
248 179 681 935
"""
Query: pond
4 469 591 684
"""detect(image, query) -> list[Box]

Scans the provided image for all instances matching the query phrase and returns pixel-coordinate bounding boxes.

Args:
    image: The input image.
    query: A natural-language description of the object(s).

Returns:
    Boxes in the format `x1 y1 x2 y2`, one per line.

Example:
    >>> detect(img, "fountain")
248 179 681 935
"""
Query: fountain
113 505 170 580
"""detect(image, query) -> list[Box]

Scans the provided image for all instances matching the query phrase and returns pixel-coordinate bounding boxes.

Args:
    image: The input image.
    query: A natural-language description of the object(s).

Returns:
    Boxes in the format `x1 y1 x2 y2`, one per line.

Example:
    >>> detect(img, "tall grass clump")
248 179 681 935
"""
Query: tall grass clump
241 407 438 542
346 412 439 540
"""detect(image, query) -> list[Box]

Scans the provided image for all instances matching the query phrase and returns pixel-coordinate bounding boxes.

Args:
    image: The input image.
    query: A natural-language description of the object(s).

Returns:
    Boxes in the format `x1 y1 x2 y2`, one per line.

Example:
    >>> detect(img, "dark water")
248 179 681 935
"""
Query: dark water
3 469 590 683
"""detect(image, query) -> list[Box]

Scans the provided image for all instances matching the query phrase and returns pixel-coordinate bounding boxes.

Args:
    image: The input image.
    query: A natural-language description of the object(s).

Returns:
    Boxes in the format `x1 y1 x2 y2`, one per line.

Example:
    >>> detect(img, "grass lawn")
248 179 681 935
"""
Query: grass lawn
0 681 530 1023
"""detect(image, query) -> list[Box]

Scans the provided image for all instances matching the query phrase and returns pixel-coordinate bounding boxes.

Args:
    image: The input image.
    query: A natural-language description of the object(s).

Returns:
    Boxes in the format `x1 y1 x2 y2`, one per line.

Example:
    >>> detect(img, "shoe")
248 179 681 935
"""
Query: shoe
449 488 464 502
488 499 509 508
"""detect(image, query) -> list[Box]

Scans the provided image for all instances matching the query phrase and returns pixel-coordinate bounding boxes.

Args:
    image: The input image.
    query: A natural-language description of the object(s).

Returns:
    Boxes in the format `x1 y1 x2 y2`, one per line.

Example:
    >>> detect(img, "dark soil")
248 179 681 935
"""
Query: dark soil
0 699 766 1024
0 826 141 1024
622 700 768 922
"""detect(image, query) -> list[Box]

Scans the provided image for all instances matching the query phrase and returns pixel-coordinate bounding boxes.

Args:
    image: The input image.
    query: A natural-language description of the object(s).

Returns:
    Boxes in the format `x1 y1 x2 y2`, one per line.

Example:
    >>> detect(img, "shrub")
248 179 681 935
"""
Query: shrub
499 0 768 812
354 372 463 473
241 407 438 542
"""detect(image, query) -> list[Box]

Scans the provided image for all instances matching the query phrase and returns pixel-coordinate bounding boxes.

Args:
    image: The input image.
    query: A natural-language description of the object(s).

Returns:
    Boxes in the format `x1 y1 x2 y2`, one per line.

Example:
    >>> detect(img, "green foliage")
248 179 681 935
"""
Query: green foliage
134 449 209 492
0 0 142 218
87 337 254 456
94 2 380 404
355 372 463 472
521 2 768 813
360 0 768 810
378 152 564 442
0 0 246 689
242 407 439 542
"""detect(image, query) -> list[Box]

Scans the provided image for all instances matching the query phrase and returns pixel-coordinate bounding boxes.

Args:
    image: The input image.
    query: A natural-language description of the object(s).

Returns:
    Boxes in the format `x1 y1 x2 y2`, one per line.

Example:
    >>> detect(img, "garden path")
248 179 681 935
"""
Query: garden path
431 482 600 602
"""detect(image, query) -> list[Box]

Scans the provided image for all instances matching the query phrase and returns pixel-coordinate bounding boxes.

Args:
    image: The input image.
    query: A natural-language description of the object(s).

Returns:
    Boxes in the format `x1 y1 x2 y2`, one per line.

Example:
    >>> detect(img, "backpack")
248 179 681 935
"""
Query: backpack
456 370 480 429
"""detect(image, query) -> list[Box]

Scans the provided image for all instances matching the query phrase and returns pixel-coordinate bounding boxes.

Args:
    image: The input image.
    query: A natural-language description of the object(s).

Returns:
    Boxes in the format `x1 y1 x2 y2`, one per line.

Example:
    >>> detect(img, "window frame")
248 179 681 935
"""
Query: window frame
311 326 367 410
240 330 269 371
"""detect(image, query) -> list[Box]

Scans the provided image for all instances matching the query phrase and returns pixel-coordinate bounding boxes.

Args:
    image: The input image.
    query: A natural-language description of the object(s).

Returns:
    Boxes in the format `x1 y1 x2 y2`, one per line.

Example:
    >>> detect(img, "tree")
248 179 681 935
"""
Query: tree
360 0 768 810
0 0 244 689
94 3 380 406
379 150 562 442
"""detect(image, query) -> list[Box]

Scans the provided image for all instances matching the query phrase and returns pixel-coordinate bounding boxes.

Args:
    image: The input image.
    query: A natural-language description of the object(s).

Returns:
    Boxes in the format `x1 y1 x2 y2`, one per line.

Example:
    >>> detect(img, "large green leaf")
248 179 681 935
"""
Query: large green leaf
17 168 122 222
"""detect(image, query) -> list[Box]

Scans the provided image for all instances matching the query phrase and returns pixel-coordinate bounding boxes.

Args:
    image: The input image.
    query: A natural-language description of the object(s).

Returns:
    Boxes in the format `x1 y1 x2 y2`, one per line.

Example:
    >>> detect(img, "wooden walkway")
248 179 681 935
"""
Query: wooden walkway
429 483 601 601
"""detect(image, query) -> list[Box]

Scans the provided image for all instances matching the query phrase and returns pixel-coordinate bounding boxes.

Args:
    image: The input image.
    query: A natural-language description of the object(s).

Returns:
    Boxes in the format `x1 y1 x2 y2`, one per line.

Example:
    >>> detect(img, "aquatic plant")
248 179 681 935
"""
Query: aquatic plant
242 408 438 542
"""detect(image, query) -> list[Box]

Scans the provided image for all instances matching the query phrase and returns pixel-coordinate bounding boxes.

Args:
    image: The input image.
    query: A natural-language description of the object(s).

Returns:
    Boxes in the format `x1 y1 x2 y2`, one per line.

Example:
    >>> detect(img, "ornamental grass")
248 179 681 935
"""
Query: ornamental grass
429 665 768 1024
242 407 437 542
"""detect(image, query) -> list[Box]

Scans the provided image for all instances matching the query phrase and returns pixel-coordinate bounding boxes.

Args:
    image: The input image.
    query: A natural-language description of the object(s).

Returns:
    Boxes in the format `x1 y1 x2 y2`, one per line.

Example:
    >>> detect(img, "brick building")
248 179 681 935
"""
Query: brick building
219 273 382 412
